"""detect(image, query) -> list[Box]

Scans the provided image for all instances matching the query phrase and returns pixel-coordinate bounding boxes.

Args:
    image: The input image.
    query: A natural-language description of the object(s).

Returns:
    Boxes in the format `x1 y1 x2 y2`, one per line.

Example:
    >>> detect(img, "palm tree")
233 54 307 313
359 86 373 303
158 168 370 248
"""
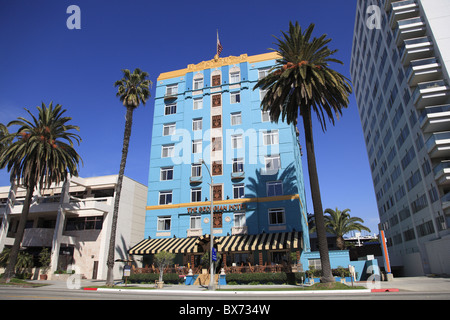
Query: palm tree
322 208 371 250
106 68 152 286
0 123 11 154
0 102 81 283
254 22 352 283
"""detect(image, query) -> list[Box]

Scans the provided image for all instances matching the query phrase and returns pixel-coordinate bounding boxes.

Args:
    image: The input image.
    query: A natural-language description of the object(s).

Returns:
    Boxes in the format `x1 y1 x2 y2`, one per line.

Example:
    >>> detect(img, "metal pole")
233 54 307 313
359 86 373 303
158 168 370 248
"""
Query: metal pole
209 178 215 291
201 159 215 291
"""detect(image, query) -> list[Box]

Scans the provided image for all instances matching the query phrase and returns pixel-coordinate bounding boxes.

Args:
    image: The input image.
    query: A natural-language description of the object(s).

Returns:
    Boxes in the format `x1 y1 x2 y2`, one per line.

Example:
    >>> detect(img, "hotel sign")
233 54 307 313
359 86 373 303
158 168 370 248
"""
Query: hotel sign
186 203 247 214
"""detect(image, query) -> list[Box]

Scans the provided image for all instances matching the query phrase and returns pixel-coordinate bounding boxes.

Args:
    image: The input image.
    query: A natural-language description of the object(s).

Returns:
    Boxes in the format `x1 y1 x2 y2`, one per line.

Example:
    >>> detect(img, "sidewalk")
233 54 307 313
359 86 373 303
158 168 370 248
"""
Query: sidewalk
27 276 450 293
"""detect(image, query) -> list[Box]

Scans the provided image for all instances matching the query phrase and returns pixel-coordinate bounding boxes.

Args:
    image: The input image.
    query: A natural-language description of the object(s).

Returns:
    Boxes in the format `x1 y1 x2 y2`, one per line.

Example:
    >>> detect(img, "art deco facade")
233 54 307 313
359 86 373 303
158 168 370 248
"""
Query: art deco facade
129 52 311 268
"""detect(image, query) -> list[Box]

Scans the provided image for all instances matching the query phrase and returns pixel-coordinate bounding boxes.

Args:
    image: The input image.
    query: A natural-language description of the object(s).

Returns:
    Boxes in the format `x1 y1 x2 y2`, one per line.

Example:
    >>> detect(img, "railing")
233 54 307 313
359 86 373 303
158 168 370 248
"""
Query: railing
433 160 450 176
426 131 450 151
419 104 450 124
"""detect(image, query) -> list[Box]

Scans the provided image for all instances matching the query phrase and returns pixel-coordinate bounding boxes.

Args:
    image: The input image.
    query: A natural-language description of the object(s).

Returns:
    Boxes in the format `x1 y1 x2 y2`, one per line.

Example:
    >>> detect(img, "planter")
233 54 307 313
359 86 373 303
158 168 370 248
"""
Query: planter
39 274 48 280
156 281 164 289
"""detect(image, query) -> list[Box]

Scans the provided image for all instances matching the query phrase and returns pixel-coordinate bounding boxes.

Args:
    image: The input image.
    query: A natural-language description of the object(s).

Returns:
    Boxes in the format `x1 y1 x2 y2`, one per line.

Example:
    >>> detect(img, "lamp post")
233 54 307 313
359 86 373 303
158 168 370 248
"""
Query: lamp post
200 159 215 291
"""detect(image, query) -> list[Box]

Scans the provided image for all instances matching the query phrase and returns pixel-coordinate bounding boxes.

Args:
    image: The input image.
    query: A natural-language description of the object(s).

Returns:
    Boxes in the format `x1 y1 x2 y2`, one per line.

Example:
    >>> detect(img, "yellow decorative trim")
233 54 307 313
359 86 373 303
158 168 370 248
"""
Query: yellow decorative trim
157 52 281 81
146 194 300 211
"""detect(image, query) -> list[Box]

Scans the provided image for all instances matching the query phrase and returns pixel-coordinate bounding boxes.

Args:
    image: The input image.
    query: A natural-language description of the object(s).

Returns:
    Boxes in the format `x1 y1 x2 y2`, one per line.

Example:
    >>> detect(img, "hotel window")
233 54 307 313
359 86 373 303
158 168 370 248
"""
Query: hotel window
193 73 204 90
161 144 174 158
258 67 270 80
159 191 172 205
233 184 245 199
231 134 243 149
160 167 173 181
212 137 222 151
230 92 241 104
191 163 202 177
192 118 202 131
261 110 271 122
232 158 244 173
190 215 201 229
164 104 176 115
193 97 203 110
166 84 178 96
234 211 246 227
65 216 103 231
192 140 202 154
163 123 176 136
191 188 202 202
260 88 268 101
157 216 171 231
266 181 283 197
230 70 240 83
265 155 281 172
263 130 279 145
230 112 242 126
268 208 285 225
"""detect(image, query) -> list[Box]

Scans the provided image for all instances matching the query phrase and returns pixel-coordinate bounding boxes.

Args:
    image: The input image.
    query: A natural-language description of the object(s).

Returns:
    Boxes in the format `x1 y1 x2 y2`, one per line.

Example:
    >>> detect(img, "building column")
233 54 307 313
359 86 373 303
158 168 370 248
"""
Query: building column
0 182 17 253
50 179 70 275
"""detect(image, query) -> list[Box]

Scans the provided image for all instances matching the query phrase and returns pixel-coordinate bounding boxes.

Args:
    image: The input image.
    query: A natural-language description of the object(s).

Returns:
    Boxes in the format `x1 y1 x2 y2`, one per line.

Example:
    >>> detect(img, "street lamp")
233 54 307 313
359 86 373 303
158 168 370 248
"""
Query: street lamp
200 159 215 291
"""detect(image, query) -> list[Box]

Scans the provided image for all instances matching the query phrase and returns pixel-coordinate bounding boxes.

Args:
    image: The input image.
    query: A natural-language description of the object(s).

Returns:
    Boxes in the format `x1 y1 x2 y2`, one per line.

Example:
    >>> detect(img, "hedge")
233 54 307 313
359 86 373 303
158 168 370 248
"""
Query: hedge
224 272 306 285
127 273 183 284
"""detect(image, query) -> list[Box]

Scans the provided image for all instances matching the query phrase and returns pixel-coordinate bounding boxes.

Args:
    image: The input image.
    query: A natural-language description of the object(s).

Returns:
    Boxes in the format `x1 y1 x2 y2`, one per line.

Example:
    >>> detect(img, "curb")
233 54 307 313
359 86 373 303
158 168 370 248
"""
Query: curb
83 287 374 295
371 288 399 292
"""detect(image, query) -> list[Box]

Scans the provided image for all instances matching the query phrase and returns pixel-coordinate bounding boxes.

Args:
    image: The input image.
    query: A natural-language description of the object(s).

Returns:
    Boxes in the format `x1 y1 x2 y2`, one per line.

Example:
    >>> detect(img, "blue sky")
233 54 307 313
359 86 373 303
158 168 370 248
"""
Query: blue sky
0 0 379 234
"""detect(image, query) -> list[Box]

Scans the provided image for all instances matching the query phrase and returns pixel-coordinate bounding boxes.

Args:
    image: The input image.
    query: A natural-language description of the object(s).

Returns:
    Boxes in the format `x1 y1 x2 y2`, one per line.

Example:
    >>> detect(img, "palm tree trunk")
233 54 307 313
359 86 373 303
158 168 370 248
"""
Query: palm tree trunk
106 106 134 286
301 108 334 283
336 236 346 250
0 181 35 283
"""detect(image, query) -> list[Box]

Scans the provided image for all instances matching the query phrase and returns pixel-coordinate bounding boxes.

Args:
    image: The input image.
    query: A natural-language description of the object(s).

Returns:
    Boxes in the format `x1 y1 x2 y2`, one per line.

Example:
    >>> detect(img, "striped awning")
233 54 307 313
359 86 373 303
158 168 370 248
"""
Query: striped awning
129 236 199 255
216 231 302 252
129 231 302 255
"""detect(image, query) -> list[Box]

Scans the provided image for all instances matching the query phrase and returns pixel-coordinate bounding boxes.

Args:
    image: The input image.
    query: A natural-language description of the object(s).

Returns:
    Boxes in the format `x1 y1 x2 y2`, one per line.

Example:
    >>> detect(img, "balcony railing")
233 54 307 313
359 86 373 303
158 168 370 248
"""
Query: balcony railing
400 36 434 65
426 131 450 158
419 104 450 132
405 57 441 86
412 80 450 108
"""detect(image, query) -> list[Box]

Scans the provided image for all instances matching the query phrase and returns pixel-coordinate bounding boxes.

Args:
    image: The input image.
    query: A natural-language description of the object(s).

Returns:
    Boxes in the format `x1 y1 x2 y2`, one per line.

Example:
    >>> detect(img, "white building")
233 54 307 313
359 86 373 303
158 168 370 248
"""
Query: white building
351 0 450 276
0 175 147 280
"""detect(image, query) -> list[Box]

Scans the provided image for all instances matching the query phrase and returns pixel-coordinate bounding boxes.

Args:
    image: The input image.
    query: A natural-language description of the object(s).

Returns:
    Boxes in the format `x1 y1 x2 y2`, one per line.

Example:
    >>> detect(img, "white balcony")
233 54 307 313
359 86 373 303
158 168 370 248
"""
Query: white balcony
426 131 450 158
395 17 426 46
406 58 442 87
400 37 434 66
433 161 450 186
419 104 450 133
412 80 450 109
390 0 420 28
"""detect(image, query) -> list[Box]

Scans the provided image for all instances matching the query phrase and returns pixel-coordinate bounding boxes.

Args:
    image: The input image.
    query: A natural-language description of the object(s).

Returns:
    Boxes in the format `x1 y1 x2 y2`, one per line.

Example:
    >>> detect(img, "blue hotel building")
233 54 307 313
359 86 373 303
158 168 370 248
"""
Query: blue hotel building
129 52 311 268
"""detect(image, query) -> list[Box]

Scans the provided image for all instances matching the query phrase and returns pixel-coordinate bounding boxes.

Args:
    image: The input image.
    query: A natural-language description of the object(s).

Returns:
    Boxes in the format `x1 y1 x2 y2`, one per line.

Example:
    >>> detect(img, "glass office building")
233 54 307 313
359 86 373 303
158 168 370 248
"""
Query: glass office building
351 0 450 275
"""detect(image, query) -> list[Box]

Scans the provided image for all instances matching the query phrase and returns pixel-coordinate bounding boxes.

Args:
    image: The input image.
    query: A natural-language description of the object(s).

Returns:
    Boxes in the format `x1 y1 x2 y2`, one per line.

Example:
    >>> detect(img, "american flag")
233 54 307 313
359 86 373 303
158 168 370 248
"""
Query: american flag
217 30 223 56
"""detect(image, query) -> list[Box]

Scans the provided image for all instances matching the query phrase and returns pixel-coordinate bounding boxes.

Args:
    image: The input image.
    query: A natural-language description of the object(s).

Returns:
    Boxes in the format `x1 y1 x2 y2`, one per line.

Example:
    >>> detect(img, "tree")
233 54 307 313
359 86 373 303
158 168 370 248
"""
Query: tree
323 207 371 250
106 68 152 286
254 22 352 283
0 102 81 283
0 123 11 154
154 251 175 283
